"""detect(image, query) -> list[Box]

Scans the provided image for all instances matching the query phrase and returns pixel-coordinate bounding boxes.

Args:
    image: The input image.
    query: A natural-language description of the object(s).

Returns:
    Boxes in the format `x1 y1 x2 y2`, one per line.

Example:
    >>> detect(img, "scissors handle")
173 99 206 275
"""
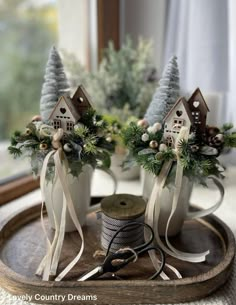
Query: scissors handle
103 249 137 273
105 222 165 279
78 222 166 281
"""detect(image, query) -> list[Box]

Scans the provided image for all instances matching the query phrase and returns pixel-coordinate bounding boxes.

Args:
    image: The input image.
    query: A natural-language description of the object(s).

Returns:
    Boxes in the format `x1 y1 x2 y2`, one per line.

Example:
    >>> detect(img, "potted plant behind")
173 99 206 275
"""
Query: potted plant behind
122 55 236 264
63 37 157 180
8 47 116 281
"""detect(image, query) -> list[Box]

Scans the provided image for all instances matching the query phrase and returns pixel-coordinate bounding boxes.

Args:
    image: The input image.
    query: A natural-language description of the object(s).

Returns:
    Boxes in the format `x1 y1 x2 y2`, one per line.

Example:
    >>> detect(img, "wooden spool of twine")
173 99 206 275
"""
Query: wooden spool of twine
100 194 146 253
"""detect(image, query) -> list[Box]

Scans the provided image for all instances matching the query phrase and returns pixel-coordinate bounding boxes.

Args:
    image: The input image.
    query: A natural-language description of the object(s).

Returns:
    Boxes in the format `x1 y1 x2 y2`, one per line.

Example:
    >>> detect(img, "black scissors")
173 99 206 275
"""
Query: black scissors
78 222 165 281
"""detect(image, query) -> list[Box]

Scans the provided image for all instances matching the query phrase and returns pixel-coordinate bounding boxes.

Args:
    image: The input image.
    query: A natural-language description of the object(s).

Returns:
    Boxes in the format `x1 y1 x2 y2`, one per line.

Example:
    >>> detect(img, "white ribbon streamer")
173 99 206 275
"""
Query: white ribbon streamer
36 127 118 281
145 161 182 279
145 126 225 278
54 150 85 281
36 128 85 281
163 127 209 262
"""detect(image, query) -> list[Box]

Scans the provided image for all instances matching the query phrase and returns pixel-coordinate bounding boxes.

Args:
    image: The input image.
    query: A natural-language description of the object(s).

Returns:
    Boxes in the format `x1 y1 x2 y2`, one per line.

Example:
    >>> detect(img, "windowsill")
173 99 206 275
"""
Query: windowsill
0 175 39 206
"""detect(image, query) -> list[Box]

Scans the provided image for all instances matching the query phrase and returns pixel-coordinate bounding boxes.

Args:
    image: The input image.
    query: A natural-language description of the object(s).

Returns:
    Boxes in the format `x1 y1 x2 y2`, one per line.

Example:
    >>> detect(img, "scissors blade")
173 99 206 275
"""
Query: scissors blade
78 266 103 281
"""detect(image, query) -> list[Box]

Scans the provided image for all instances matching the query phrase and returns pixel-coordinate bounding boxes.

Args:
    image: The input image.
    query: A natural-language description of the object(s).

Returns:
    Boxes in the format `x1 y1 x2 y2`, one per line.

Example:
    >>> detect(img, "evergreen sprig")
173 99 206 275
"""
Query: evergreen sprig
8 146 22 158
224 133 236 147
8 109 116 180
122 121 235 186
74 125 89 139
221 123 234 133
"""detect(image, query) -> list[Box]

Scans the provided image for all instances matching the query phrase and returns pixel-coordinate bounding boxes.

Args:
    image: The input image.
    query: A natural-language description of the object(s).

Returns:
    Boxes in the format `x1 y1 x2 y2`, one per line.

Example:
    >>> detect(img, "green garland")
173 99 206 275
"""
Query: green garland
8 109 116 180
122 122 236 186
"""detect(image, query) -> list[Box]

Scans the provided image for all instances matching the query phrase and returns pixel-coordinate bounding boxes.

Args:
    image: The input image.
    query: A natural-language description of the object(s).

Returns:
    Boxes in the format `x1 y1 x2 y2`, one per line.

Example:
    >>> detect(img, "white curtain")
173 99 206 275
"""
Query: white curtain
163 0 236 125
228 0 236 125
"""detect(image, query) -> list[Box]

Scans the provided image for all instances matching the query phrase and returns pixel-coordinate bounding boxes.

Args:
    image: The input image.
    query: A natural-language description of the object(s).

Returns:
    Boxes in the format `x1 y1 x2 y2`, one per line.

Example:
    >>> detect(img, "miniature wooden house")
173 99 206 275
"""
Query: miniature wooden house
71 85 92 116
48 95 79 132
163 97 194 147
49 85 92 133
187 88 209 133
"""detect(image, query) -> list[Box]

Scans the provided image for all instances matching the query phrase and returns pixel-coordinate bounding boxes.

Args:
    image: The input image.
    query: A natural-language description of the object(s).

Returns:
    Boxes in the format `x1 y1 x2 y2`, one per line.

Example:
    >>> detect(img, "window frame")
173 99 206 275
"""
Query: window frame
66 121 74 131
0 0 121 205
97 0 120 61
0 174 39 206
166 135 174 147
172 118 184 131
53 119 61 129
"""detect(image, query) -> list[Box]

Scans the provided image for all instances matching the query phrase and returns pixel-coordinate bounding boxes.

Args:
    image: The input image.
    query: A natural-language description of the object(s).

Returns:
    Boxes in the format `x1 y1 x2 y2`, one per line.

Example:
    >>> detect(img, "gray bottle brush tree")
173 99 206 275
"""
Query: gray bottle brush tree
144 55 180 126
40 46 70 121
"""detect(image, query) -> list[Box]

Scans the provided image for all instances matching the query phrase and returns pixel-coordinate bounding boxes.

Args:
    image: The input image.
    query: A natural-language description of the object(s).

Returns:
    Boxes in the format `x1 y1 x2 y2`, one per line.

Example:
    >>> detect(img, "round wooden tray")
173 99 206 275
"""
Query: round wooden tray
0 202 234 304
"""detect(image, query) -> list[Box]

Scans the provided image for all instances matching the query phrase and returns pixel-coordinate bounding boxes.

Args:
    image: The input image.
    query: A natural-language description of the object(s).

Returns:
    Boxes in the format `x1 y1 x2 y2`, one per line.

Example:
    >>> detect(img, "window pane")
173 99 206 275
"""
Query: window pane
0 0 57 182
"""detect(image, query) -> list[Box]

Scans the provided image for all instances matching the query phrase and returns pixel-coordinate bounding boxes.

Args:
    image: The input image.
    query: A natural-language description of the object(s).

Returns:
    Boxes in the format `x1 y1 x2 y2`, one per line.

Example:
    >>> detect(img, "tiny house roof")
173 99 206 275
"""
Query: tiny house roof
71 84 93 113
48 95 80 121
164 97 194 124
188 88 210 112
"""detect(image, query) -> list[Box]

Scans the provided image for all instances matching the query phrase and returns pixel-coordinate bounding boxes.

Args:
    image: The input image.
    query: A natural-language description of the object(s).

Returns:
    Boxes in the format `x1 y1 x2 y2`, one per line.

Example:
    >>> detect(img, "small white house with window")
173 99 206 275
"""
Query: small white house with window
49 95 80 132
49 85 92 133
163 97 194 147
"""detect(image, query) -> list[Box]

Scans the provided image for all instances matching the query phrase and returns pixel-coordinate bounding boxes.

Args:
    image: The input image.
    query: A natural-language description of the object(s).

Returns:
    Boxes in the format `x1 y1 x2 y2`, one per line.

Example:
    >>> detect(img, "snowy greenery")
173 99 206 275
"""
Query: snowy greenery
122 122 236 186
63 37 157 122
8 109 116 180
144 55 180 126
40 46 70 121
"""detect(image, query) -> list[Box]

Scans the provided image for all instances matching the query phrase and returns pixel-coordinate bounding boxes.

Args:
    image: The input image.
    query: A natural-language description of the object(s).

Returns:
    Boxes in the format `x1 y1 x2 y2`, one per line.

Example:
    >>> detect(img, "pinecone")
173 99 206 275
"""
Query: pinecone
206 125 220 137
204 126 221 147
207 134 224 148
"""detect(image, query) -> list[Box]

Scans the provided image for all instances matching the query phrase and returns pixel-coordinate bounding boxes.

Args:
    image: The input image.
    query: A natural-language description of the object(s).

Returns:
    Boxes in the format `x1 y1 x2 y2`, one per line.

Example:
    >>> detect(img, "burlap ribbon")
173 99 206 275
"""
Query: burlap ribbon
145 126 224 278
